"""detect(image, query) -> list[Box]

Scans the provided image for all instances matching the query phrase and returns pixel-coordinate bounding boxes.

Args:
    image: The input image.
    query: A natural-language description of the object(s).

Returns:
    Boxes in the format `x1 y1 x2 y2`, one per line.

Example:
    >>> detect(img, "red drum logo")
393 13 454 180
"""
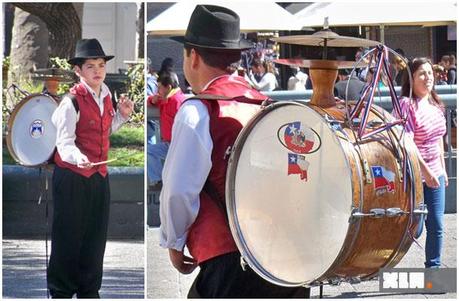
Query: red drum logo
278 121 321 154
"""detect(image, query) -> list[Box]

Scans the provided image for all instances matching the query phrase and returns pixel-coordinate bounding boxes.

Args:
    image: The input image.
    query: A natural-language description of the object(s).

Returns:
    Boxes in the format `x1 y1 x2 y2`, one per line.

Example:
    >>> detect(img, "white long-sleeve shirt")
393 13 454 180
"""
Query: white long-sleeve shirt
159 99 213 251
159 75 238 250
51 80 127 165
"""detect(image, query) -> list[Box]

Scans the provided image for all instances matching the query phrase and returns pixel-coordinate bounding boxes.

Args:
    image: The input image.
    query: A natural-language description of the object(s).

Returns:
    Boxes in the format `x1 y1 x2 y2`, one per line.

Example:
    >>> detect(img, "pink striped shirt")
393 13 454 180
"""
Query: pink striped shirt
398 96 446 178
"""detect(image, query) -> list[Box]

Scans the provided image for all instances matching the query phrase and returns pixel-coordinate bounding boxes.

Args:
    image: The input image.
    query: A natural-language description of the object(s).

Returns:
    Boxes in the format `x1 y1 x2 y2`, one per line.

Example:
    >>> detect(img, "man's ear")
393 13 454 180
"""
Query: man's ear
74 66 81 77
191 48 200 70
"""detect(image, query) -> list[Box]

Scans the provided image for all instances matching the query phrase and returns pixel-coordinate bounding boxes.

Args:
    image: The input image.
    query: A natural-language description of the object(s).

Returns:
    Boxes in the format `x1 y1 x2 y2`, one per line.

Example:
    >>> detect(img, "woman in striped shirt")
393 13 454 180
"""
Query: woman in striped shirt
398 57 447 268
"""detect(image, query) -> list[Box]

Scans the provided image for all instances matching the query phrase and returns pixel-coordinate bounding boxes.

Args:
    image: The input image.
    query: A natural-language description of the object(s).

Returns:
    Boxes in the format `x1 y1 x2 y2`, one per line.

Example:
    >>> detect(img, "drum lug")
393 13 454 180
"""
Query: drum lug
347 276 361 284
328 277 343 286
369 208 385 218
351 208 385 218
413 203 428 216
240 256 248 272
362 159 372 184
386 207 407 217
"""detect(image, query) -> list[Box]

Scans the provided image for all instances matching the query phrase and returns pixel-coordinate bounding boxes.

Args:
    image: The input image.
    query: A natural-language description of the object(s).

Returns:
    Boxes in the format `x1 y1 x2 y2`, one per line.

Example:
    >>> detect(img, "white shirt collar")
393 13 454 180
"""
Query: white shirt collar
80 79 112 100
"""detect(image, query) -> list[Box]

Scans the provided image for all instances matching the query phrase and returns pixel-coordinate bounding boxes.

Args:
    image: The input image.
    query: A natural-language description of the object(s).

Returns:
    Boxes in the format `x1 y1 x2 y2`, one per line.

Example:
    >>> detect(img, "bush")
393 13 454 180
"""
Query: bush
49 57 75 95
125 62 145 126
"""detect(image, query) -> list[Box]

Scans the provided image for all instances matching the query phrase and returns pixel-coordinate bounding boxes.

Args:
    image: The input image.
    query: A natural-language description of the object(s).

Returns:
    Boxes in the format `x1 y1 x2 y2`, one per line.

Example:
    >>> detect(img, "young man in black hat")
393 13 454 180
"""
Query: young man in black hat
47 38 134 298
159 5 310 298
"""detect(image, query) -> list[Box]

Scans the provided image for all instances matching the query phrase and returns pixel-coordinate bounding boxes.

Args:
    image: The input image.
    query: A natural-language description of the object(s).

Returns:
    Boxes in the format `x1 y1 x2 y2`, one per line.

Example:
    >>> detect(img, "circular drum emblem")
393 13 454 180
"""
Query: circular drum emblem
277 121 321 154
30 120 44 138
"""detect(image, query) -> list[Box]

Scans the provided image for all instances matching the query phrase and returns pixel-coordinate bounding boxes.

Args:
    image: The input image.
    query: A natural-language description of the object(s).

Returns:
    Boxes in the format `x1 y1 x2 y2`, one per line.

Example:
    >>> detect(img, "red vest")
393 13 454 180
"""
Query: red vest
54 83 114 178
157 89 185 142
186 75 269 264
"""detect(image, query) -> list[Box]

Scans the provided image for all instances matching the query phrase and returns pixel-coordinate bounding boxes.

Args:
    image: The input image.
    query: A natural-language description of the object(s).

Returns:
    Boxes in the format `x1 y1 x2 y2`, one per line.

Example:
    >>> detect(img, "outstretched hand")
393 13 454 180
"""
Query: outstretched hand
168 248 198 274
118 94 134 119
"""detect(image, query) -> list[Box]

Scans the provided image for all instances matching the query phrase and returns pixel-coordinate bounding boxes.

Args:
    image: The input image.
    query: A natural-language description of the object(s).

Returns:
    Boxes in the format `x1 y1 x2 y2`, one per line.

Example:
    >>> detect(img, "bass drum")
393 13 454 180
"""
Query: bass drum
6 94 58 167
226 101 424 287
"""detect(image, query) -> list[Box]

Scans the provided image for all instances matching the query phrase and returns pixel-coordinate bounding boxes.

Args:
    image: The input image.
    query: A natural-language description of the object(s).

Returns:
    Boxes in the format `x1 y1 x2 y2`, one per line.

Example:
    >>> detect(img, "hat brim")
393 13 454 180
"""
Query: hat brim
170 36 252 50
68 55 115 65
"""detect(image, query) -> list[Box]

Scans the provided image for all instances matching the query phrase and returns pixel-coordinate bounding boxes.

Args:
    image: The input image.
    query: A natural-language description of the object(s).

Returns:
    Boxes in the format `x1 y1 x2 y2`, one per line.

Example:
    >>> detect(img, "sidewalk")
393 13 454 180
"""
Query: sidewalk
2 239 144 299
147 214 456 299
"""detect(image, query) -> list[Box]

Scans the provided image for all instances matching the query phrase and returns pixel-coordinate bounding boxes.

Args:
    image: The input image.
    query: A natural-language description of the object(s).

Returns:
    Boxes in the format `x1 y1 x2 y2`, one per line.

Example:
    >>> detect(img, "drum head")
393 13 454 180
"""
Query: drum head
7 94 58 166
227 102 353 286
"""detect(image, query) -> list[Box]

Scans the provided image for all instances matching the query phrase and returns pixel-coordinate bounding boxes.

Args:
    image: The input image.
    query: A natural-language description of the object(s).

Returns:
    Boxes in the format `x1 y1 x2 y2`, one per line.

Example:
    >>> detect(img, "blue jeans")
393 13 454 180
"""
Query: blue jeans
423 175 446 268
147 141 169 184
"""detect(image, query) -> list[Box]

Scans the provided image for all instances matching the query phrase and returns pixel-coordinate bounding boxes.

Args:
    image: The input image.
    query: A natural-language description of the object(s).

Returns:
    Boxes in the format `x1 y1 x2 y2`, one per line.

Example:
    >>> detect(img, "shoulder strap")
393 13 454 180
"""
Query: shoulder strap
64 93 79 113
186 93 272 107
111 92 118 112
203 181 229 224
187 93 233 101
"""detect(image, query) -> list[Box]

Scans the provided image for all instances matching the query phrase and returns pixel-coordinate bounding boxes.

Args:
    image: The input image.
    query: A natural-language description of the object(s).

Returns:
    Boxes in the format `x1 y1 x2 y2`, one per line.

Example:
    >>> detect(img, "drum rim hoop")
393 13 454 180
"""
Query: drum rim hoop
6 93 58 167
225 101 354 286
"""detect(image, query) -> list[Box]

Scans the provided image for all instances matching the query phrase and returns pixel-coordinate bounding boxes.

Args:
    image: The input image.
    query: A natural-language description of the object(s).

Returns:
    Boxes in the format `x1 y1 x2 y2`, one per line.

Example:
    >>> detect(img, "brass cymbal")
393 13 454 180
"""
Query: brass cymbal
274 59 368 69
272 29 380 48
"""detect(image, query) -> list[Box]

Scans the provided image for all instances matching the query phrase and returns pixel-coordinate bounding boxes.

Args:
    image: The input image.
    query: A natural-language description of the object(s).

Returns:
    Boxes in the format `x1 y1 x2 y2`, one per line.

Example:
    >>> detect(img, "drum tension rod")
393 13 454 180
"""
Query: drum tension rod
351 205 427 220
351 208 408 219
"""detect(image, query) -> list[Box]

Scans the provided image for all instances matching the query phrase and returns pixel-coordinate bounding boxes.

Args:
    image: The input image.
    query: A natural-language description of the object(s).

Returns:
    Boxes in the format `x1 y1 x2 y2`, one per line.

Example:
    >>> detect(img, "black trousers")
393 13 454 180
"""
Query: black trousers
47 166 110 298
188 252 310 298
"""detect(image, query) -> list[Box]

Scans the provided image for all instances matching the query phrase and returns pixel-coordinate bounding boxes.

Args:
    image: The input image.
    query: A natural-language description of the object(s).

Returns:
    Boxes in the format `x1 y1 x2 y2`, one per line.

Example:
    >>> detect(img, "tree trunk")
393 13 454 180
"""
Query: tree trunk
137 2 144 59
6 7 48 109
13 3 82 59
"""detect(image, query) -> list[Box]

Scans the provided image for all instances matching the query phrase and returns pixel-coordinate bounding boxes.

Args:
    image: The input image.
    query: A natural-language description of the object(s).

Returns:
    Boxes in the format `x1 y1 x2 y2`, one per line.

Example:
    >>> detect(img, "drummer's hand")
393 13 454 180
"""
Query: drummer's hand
168 248 197 274
118 94 134 119
77 156 93 169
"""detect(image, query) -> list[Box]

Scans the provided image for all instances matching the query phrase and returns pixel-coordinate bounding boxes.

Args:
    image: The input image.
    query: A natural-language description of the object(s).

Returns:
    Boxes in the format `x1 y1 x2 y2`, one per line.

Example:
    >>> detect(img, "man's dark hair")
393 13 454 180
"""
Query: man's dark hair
158 70 179 89
71 58 107 69
184 44 241 71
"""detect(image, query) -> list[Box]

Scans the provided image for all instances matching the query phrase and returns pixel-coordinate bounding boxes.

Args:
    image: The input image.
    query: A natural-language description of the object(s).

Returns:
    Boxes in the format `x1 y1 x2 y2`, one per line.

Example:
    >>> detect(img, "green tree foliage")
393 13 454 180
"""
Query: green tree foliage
125 62 145 126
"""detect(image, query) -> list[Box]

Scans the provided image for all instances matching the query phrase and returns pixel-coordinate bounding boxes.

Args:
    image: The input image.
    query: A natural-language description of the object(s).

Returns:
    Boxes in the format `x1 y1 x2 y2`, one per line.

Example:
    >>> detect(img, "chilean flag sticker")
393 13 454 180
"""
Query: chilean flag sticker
278 121 321 154
371 166 396 194
288 153 309 181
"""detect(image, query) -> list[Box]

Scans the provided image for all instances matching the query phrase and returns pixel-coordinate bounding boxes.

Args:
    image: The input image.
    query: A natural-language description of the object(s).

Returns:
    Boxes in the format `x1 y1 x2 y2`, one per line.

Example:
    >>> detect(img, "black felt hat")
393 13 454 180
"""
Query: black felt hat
172 5 252 50
68 38 114 65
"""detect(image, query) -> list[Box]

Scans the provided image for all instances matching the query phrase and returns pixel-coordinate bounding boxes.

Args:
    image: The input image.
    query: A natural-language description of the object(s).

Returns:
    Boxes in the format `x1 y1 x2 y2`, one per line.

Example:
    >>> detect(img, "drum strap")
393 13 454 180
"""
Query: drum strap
203 181 229 224
38 167 51 299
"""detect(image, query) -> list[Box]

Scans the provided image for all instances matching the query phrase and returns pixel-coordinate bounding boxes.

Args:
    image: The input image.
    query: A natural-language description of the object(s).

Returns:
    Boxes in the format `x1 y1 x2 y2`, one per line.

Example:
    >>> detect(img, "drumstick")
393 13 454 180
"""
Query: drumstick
90 152 138 166
91 158 118 166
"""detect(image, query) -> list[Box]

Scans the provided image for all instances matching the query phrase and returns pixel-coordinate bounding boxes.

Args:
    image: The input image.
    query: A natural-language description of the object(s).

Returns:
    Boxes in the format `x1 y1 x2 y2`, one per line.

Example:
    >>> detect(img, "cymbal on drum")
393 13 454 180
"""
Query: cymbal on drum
272 29 380 48
274 59 368 69
31 68 75 83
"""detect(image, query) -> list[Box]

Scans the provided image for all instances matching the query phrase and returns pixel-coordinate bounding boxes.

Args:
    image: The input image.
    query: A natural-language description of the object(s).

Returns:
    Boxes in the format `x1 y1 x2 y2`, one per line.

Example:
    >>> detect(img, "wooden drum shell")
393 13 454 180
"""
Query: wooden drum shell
310 103 423 282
